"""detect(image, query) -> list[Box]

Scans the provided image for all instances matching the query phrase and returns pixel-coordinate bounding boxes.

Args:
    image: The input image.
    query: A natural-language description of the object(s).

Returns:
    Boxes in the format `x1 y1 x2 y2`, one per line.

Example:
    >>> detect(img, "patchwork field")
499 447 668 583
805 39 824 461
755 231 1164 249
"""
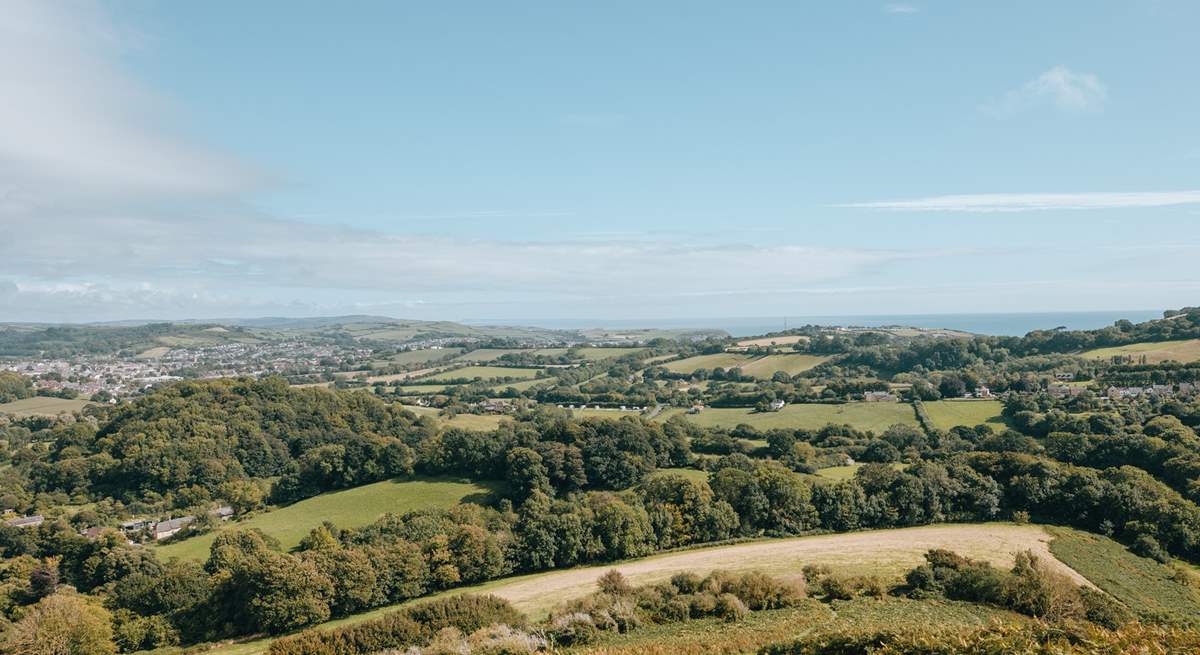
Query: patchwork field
382 347 464 365
155 477 498 562
661 352 755 374
663 402 918 432
922 400 1007 430
737 353 829 379
424 366 542 382
453 348 531 362
1080 338 1200 364
0 397 94 417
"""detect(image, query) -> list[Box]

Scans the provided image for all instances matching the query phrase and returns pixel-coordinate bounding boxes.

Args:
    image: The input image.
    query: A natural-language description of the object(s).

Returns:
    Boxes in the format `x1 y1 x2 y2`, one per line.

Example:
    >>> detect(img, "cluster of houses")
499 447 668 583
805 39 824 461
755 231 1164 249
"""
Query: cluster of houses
863 391 898 402
3 507 234 543
1104 383 1198 401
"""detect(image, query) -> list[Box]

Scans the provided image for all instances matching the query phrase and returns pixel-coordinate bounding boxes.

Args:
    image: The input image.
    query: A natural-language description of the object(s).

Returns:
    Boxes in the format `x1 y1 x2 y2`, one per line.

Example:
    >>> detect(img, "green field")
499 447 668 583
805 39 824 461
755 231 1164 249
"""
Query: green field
393 384 451 394
0 397 94 417
662 352 754 374
402 405 508 431
381 347 464 365
1048 526 1200 625
814 462 907 481
922 400 1007 431
424 366 542 382
571 408 645 419
1080 338 1200 364
452 348 531 362
647 467 710 483
156 477 498 562
664 402 918 432
737 353 829 379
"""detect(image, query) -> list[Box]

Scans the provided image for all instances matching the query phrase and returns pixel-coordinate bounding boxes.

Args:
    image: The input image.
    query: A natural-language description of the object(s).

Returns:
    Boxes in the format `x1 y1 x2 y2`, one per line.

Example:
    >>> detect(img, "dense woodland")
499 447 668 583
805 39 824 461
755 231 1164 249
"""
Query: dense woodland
5 310 1200 652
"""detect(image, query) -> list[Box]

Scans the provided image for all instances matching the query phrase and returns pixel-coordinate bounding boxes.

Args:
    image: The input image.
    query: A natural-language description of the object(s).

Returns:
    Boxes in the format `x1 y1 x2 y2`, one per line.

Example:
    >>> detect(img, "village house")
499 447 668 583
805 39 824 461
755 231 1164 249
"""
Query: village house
1055 372 1076 381
863 391 896 402
1048 384 1084 399
769 399 786 411
973 385 993 399
153 516 195 541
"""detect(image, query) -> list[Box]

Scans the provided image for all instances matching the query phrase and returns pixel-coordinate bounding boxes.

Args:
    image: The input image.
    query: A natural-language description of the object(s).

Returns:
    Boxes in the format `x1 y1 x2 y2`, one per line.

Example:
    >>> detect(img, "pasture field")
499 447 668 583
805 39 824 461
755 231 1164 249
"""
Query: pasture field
736 335 809 348
155 477 498 562
0 397 93 417
661 352 755 374
402 406 508 431
922 400 1007 430
393 384 451 394
571 408 645 419
491 377 551 392
453 348 531 362
737 353 829 379
424 366 542 382
1048 526 1200 625
202 523 1080 654
648 467 710 482
134 345 171 359
814 462 907 481
1080 338 1200 364
663 402 918 433
382 347 464 365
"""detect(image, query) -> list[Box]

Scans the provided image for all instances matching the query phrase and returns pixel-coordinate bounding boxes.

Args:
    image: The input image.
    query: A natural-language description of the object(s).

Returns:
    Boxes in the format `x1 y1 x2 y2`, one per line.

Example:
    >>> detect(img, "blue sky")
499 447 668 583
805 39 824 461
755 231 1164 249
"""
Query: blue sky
2 1 1199 322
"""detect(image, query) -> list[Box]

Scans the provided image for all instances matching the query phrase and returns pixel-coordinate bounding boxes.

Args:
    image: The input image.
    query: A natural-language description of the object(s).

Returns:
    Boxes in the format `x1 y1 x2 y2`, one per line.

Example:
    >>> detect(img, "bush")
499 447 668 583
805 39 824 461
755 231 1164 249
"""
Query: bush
715 593 750 622
267 594 523 655
596 569 633 596
1079 587 1133 629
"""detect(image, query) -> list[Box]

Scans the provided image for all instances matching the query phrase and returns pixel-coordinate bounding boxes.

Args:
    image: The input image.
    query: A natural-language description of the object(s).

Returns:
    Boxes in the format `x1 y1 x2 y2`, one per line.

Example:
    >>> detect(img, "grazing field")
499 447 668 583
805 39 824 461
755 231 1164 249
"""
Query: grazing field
0 397 93 417
648 467 710 483
206 523 1076 654
737 353 829 379
424 366 542 382
662 352 755 374
134 345 171 359
453 348 531 362
490 377 552 392
1047 526 1200 625
571 408 645 419
736 335 809 347
663 402 918 433
393 384 450 394
923 400 1007 430
155 477 498 562
402 406 508 431
815 462 907 481
1080 338 1200 364
382 347 464 365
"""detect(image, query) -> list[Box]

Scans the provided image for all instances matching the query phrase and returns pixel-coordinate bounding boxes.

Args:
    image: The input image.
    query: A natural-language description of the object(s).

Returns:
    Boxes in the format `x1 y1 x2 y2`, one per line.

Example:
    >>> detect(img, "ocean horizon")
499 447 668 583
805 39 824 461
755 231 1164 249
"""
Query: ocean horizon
466 310 1168 338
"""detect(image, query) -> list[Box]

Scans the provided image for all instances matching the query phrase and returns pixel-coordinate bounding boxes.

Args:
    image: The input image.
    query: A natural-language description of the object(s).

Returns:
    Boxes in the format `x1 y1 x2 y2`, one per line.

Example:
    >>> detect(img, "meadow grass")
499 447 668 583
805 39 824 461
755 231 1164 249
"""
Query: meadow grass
155 476 498 562
424 366 542 381
737 353 829 379
647 467 710 482
1047 526 1200 625
922 399 1007 431
669 402 918 433
1080 338 1200 364
814 462 907 481
452 348 532 362
0 397 93 417
662 352 755 374
401 405 508 431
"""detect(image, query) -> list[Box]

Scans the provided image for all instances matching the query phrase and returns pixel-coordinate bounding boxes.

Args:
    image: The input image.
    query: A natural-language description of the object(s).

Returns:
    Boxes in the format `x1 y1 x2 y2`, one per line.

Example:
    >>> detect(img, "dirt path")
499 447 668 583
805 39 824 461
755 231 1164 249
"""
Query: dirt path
485 523 1090 616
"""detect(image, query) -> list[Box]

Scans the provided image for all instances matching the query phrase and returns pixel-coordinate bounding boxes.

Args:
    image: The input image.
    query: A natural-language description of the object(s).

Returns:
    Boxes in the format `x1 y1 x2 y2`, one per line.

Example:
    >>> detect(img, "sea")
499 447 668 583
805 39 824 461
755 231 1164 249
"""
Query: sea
470 310 1167 338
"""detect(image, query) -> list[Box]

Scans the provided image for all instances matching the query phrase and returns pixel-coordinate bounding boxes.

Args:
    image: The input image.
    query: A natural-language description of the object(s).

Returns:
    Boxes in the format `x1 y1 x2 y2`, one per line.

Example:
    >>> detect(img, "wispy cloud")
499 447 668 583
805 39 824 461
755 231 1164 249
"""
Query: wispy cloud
884 4 920 14
837 191 1200 212
984 66 1106 117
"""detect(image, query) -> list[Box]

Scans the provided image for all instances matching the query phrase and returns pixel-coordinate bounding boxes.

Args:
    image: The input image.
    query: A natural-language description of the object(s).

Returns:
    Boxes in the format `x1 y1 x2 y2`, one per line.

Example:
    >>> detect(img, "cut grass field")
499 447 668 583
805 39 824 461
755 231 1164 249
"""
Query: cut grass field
736 335 808 348
155 477 498 562
922 400 1007 431
452 348 531 362
1047 526 1200 626
661 352 755 374
662 402 918 433
814 462 907 481
200 523 1080 655
424 366 542 382
737 353 829 379
0 396 94 417
1080 338 1200 364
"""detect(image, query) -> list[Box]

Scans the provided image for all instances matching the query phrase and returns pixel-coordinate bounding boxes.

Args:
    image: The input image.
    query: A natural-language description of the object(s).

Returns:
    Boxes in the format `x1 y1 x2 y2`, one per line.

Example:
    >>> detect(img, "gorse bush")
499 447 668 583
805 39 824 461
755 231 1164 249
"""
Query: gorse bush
266 594 523 655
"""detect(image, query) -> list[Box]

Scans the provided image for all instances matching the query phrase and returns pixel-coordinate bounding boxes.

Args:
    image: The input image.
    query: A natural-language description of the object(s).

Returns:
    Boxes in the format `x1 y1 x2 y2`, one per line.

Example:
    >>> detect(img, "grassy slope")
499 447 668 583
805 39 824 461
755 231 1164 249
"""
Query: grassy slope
737 353 829 379
922 400 1007 431
1047 526 1200 625
198 523 1073 655
452 348 532 362
815 462 907 481
155 477 498 562
574 598 1026 655
670 402 918 432
662 352 755 374
1080 338 1200 364
402 406 508 431
0 397 94 417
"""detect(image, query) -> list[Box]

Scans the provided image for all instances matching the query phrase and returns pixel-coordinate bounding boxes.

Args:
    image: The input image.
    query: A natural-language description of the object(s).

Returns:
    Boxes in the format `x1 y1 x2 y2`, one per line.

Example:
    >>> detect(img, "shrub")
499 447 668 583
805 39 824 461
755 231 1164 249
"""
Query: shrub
1079 587 1132 629
715 593 749 622
817 576 855 601
597 569 633 596
669 572 703 594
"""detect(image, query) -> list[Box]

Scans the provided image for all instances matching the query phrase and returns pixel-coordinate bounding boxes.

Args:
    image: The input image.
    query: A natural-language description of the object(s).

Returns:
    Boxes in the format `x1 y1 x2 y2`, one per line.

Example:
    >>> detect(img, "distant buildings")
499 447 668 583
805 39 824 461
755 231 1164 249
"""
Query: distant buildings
863 391 897 403
4 515 44 529
769 399 786 411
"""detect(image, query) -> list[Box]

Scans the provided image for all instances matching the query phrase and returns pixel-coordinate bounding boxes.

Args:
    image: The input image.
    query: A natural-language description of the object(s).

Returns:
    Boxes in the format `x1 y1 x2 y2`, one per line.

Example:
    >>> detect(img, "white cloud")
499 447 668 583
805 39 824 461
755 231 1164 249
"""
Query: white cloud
984 66 1106 117
838 190 1200 212
885 4 920 14
0 0 262 199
